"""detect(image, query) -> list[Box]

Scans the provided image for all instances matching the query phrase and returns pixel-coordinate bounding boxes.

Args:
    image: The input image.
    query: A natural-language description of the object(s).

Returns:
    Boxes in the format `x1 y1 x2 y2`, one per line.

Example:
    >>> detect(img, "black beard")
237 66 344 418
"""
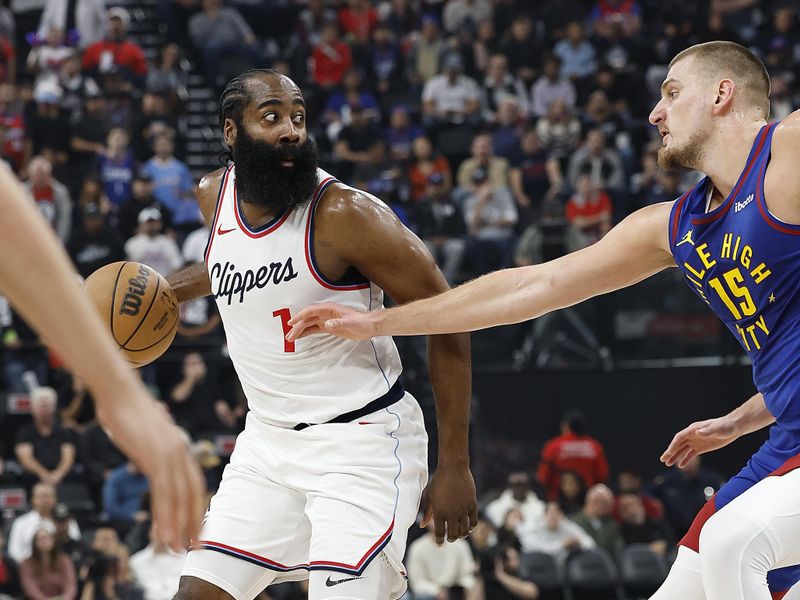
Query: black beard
231 126 319 213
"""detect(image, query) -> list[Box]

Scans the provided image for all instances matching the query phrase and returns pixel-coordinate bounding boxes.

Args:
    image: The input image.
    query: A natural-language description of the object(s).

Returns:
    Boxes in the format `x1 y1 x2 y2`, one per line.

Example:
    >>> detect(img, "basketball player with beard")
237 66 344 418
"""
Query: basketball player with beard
288 42 800 600
165 68 477 600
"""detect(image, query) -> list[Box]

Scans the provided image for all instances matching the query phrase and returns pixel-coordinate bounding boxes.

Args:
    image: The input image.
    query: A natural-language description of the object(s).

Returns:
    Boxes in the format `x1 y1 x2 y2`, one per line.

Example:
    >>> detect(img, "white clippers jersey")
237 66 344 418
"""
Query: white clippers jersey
204 165 403 427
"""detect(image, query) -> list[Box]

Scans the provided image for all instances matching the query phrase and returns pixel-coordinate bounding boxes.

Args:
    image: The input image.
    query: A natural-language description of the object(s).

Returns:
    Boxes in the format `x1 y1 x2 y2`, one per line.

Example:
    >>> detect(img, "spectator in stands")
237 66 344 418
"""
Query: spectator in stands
97 127 135 210
367 22 403 96
80 417 127 503
19 528 77 600
537 410 609 499
28 80 71 170
553 21 598 84
176 229 223 346
406 13 446 87
509 129 563 227
124 207 183 276
482 53 529 122
0 298 48 392
169 353 241 434
102 462 149 532
334 104 385 185
475 544 539 600
188 0 260 89
385 105 422 163
485 472 545 530
457 133 510 191
67 201 125 278
556 470 587 516
38 0 106 50
463 166 517 274
617 493 673 557
581 90 624 143
537 105 581 176
57 53 100 119
571 484 624 556
24 155 72 244
567 129 625 196
311 21 353 90
80 552 135 600
118 171 172 240
146 43 185 103
407 135 451 202
57 373 95 432
517 501 595 561
14 386 77 489
129 524 186 600
421 53 482 130
406 527 476 600
52 504 85 567
0 529 20 598
82 8 147 89
531 55 576 118
410 171 466 283
131 91 179 163
8 483 80 563
295 0 337 48
70 89 110 185
442 0 492 34
565 173 613 250
498 15 540 88
322 68 380 144
613 468 664 521
0 83 27 171
141 135 198 232
650 455 724 539
491 99 526 163
590 0 642 40
496 507 523 549
338 0 378 46
26 28 72 85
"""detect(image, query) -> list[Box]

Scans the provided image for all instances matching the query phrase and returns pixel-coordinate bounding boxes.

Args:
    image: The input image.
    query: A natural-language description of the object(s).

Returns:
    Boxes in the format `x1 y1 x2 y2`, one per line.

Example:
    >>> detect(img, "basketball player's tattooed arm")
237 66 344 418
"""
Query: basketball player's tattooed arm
166 169 223 302
0 163 205 551
661 392 774 468
288 201 676 340
312 185 478 545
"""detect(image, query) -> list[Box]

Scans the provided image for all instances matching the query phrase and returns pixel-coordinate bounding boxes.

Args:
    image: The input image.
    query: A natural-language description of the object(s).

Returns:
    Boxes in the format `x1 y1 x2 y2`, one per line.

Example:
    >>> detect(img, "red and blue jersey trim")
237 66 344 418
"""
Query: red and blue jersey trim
754 123 800 236
195 519 394 576
234 184 292 238
203 164 234 263
304 177 371 291
669 190 691 250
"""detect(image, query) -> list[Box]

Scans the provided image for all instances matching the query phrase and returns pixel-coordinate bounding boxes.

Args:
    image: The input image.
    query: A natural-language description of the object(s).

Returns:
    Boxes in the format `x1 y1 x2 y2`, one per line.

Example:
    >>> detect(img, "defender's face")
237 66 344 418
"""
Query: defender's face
649 58 709 169
230 75 307 163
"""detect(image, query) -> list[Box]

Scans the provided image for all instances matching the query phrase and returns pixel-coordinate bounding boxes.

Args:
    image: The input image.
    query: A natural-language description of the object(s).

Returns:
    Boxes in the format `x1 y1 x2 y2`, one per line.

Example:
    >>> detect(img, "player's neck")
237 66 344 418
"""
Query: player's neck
701 120 766 203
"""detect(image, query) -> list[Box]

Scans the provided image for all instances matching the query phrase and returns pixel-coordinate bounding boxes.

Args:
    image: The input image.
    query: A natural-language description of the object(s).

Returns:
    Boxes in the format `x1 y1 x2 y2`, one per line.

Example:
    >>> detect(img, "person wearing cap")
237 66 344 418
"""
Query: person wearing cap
124 206 183 277
463 164 518 275
28 80 71 168
421 52 482 129
66 202 125 279
38 0 106 50
82 7 147 88
410 171 466 283
52 504 86 567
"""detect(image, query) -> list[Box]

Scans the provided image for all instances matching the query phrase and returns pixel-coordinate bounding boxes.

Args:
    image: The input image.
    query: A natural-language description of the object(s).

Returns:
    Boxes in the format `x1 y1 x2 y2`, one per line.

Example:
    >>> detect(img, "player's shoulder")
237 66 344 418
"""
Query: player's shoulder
770 111 800 148
196 167 228 224
315 180 397 230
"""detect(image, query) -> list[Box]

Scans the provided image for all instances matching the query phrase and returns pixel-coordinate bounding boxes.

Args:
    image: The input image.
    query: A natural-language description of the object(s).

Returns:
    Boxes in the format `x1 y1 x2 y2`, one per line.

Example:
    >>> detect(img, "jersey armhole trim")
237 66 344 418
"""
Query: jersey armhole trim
203 164 233 263
669 190 691 252
754 122 800 235
305 178 371 291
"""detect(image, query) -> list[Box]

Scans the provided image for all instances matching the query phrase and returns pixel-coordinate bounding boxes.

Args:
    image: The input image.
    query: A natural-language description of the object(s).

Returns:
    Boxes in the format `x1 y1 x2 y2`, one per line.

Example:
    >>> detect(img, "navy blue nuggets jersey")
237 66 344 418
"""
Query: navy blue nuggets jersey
670 122 800 432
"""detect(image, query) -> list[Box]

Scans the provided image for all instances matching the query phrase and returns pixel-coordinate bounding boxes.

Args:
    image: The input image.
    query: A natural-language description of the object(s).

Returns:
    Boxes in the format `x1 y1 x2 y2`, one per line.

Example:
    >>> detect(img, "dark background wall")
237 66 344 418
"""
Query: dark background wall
471 365 765 489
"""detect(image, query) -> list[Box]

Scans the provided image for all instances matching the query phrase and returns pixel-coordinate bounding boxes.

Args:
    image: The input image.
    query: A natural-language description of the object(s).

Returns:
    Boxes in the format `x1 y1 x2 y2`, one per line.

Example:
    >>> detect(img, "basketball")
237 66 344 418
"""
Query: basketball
83 261 179 367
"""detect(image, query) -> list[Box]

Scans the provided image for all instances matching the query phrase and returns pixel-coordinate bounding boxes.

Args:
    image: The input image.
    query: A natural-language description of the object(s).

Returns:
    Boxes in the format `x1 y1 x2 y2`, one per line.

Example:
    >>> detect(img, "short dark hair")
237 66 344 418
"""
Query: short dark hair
670 41 770 117
563 410 586 435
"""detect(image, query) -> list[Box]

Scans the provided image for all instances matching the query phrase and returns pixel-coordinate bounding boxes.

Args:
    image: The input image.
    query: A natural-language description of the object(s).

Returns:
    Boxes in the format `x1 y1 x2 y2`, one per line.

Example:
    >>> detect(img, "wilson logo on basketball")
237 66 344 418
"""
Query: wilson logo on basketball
119 265 151 316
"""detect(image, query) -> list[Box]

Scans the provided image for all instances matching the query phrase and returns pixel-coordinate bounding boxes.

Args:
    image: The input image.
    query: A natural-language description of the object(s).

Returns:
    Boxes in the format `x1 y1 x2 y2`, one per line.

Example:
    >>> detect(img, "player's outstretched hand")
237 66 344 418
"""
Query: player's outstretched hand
287 302 377 341
97 395 206 552
420 467 478 546
660 417 739 468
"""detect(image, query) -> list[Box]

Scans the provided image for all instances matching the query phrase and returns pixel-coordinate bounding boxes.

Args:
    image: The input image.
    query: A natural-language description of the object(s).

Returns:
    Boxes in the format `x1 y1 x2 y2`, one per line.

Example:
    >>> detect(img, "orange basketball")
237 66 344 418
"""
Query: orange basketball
83 261 179 367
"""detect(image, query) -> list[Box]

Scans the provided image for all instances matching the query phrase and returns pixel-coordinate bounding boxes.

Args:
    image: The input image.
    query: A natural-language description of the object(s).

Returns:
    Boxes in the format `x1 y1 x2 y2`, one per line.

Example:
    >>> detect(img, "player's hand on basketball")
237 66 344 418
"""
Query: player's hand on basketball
97 395 205 552
420 468 478 545
286 302 377 341
660 416 739 468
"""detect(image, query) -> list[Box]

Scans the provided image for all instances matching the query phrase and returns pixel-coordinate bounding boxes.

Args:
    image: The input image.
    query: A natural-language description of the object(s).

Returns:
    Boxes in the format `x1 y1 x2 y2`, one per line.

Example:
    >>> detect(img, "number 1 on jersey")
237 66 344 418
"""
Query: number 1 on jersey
273 308 295 353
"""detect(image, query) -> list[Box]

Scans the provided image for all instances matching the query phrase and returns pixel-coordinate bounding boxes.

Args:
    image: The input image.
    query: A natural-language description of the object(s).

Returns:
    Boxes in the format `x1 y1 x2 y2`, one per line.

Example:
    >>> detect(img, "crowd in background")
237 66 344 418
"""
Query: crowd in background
0 0 796 597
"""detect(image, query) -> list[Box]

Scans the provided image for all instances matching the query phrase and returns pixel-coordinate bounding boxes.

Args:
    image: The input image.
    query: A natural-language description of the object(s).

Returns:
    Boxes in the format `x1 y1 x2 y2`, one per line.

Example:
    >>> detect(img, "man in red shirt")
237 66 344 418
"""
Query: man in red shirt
82 7 147 89
537 410 609 498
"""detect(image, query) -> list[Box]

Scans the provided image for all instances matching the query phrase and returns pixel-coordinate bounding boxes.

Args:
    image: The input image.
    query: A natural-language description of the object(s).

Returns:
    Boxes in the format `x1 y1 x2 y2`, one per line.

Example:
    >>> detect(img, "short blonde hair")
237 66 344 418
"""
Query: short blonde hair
30 386 57 408
670 41 770 118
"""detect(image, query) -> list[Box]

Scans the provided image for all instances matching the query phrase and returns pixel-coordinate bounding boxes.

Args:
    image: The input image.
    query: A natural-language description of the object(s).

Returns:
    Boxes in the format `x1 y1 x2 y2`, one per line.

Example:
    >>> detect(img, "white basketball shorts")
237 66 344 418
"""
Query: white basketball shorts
181 391 429 600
